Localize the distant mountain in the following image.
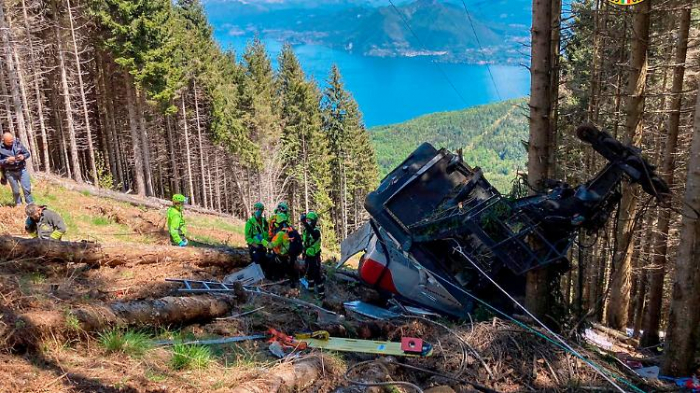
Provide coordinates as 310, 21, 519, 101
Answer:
204, 0, 530, 64
370, 98, 529, 192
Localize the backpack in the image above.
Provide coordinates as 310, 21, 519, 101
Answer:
287, 227, 303, 257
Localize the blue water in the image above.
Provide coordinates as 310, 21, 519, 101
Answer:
213, 34, 530, 127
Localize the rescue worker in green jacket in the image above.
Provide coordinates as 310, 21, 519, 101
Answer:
263, 212, 302, 284
25, 203, 66, 240
245, 202, 269, 267
301, 211, 324, 298
167, 194, 188, 246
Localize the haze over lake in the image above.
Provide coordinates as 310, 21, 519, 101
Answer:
210, 33, 530, 127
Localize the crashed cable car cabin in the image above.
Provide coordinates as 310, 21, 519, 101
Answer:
341, 124, 669, 319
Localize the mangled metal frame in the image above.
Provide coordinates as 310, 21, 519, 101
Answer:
340, 124, 669, 318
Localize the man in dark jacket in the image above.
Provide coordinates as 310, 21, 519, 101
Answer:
0, 132, 33, 206
25, 204, 66, 240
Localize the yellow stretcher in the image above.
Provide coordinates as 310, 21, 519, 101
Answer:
294, 331, 433, 357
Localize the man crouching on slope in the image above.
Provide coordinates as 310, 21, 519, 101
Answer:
168, 194, 189, 247
25, 203, 66, 240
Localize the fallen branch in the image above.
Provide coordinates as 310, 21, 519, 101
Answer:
0, 236, 249, 269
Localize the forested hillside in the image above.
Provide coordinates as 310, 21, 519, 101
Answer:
205, 0, 530, 64
371, 99, 528, 192
0, 0, 377, 246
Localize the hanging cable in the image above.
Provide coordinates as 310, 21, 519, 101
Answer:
459, 0, 503, 100
387, 0, 470, 107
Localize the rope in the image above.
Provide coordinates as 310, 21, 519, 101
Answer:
446, 240, 644, 393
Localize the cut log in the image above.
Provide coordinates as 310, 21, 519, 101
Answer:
0, 236, 249, 268
12, 294, 240, 348
231, 355, 335, 393
73, 294, 240, 331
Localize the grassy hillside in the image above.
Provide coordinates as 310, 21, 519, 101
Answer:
370, 98, 528, 193
0, 175, 245, 247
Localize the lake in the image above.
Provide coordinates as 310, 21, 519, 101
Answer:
213, 34, 530, 127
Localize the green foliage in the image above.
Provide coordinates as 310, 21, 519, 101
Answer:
89, 0, 378, 240
370, 99, 528, 193
322, 65, 379, 242
99, 328, 152, 357
64, 314, 81, 332
95, 152, 115, 190
170, 344, 212, 370
91, 216, 113, 226
278, 45, 337, 245
28, 272, 46, 284
91, 0, 182, 106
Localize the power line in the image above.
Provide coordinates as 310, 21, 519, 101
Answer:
459, 0, 503, 100
387, 0, 470, 107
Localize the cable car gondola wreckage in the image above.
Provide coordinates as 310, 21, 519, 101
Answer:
339, 124, 669, 319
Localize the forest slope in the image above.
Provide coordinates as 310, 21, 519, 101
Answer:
370, 98, 528, 192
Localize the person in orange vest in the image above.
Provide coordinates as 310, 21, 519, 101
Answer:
263, 212, 303, 285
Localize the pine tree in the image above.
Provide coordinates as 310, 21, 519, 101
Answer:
240, 38, 280, 209
278, 45, 336, 246
322, 64, 377, 242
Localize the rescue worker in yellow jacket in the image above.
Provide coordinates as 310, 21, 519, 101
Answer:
25, 204, 66, 240
245, 202, 269, 266
167, 194, 188, 246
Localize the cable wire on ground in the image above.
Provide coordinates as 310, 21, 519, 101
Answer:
389, 360, 500, 393
445, 240, 644, 393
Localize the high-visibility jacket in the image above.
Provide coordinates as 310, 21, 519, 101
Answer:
270, 227, 293, 256
245, 216, 269, 246
302, 227, 321, 257
25, 208, 66, 240
167, 206, 187, 244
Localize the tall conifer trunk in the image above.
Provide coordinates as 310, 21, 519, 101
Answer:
524, 0, 558, 318
662, 74, 700, 377
193, 80, 208, 208
640, 7, 690, 346
181, 93, 195, 205
21, 0, 50, 172
0, 1, 32, 167
52, 0, 82, 182
136, 90, 153, 196
125, 78, 145, 196
606, 0, 651, 330
65, 0, 96, 181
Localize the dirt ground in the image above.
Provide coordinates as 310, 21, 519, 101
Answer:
0, 178, 666, 392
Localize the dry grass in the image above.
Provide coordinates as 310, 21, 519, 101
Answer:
0, 176, 663, 392
0, 175, 245, 247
